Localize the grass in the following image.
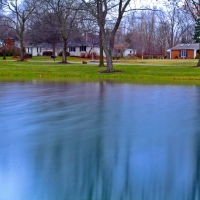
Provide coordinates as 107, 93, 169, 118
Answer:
1, 56, 200, 84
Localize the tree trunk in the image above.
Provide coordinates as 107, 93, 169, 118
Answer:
19, 35, 25, 61
197, 59, 200, 66
103, 43, 114, 71
3, 50, 6, 60
105, 52, 114, 71
98, 29, 105, 67
62, 39, 67, 63
52, 43, 56, 56
19, 24, 25, 61
2, 45, 6, 60
101, 30, 114, 71
197, 43, 200, 67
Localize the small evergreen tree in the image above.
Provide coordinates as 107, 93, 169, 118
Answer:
193, 18, 200, 66
193, 18, 200, 43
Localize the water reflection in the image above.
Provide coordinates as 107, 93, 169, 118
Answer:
0, 81, 199, 199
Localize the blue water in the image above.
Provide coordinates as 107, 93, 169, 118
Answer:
0, 81, 199, 200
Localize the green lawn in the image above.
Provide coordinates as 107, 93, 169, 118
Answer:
1, 56, 200, 84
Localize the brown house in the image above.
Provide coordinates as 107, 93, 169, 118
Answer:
168, 44, 199, 59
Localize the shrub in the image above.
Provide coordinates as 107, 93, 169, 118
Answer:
113, 57, 120, 60
43, 51, 53, 56
143, 56, 149, 59
58, 51, 70, 56
86, 53, 91, 58
80, 52, 86, 58
13, 55, 19, 58
92, 52, 98, 59
86, 52, 98, 59
24, 53, 32, 59
195, 53, 199, 59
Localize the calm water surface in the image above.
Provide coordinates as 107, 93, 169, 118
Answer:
0, 81, 200, 200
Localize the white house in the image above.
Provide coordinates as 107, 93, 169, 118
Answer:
67, 42, 105, 57
123, 49, 137, 57
25, 42, 131, 58
25, 42, 103, 57
25, 43, 62, 56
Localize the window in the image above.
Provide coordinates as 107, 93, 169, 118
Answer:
69, 47, 75, 52
80, 46, 86, 51
27, 47, 32, 53
37, 47, 42, 53
180, 50, 187, 58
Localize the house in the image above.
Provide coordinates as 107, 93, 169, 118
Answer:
168, 43, 199, 59
123, 49, 137, 57
25, 42, 103, 57
25, 41, 132, 58
25, 43, 62, 56
67, 42, 104, 57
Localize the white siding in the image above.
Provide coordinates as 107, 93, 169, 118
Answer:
25, 46, 62, 56
123, 49, 136, 57
68, 46, 105, 57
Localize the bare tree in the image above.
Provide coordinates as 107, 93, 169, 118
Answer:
82, 0, 132, 72
0, 16, 13, 60
44, 0, 80, 63
172, 0, 200, 65
122, 2, 194, 59
0, 0, 42, 61
28, 11, 61, 56
78, 12, 100, 61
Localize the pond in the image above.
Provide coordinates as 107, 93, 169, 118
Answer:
0, 80, 200, 200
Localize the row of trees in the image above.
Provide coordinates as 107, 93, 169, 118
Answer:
0, 0, 199, 70
0, 0, 134, 71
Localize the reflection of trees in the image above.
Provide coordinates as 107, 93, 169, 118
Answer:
191, 87, 200, 200
79, 81, 112, 200
29, 81, 136, 199
3, 82, 200, 199
26, 81, 153, 199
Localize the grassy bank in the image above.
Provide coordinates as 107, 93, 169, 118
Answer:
0, 57, 200, 83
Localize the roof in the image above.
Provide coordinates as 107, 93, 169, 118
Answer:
67, 42, 100, 47
170, 43, 200, 50
25, 43, 53, 48
25, 42, 102, 48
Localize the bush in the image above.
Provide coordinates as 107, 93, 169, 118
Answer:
43, 51, 53, 56
24, 53, 32, 59
80, 52, 86, 58
113, 57, 120, 60
86, 52, 98, 59
25, 53, 32, 57
195, 53, 199, 59
143, 56, 149, 59
58, 51, 70, 56
86, 53, 91, 58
